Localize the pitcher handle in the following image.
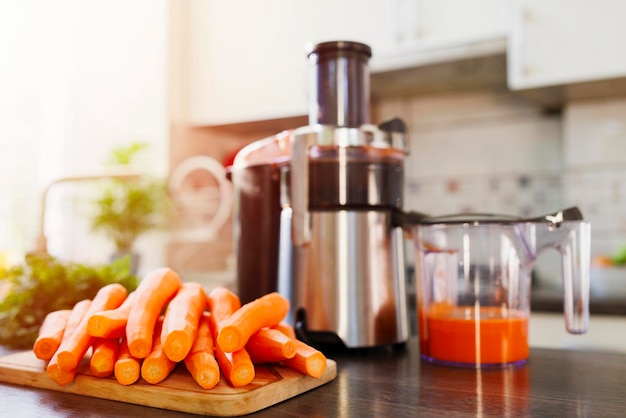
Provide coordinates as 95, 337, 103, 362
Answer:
525, 206, 583, 225
561, 221, 591, 334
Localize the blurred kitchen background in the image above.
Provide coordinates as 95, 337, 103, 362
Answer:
2, 1, 626, 351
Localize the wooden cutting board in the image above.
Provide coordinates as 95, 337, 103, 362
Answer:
0, 350, 336, 416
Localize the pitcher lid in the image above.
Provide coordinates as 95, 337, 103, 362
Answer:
397, 207, 584, 226
420, 213, 521, 225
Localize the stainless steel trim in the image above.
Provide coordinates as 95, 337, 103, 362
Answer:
293, 124, 408, 150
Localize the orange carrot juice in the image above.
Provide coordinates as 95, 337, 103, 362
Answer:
419, 304, 529, 366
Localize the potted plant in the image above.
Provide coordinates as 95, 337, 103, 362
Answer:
89, 142, 172, 272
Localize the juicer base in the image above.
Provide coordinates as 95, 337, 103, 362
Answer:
294, 311, 408, 353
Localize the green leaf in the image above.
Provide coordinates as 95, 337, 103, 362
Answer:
90, 142, 174, 252
0, 254, 138, 349
612, 245, 626, 265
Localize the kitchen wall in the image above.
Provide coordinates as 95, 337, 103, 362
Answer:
170, 86, 626, 290
563, 98, 626, 256
373, 90, 563, 218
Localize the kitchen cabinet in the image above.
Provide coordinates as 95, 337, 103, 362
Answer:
309, 0, 510, 72
508, 0, 626, 90
180, 0, 511, 126
368, 0, 510, 72
183, 0, 314, 126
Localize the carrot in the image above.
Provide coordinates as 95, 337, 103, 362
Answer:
141, 319, 177, 384
161, 282, 207, 362
56, 284, 128, 371
246, 328, 296, 364
206, 286, 241, 331
33, 309, 71, 360
46, 356, 77, 386
45, 299, 92, 386
214, 344, 255, 387
272, 323, 327, 378
272, 321, 297, 340
216, 292, 289, 353
187, 312, 215, 355
282, 339, 328, 378
88, 291, 136, 339
206, 287, 254, 387
183, 312, 220, 389
185, 351, 220, 390
114, 339, 142, 386
65, 299, 93, 333
89, 338, 120, 378
126, 267, 182, 358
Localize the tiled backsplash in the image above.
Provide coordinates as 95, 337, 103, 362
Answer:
404, 173, 562, 218
563, 99, 626, 256
373, 91, 564, 218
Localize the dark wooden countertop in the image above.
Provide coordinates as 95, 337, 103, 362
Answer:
1, 338, 626, 417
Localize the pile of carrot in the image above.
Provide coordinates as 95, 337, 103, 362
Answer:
33, 267, 328, 389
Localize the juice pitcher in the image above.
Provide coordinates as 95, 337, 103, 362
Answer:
398, 207, 590, 367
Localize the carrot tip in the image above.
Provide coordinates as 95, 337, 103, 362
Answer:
196, 370, 220, 390
129, 341, 151, 359
163, 335, 192, 362
57, 352, 78, 371
217, 328, 242, 353
47, 364, 76, 386
283, 346, 297, 359
34, 342, 55, 360
114, 361, 141, 386
231, 364, 255, 387
308, 356, 327, 378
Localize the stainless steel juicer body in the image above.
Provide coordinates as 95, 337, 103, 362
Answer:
278, 41, 410, 348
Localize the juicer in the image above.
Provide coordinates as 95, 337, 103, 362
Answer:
230, 41, 410, 349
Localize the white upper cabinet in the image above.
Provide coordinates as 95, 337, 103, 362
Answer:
184, 0, 314, 126
508, 0, 626, 90
181, 0, 511, 126
368, 0, 511, 72
309, 0, 510, 71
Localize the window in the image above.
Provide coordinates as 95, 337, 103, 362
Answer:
0, 0, 168, 268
